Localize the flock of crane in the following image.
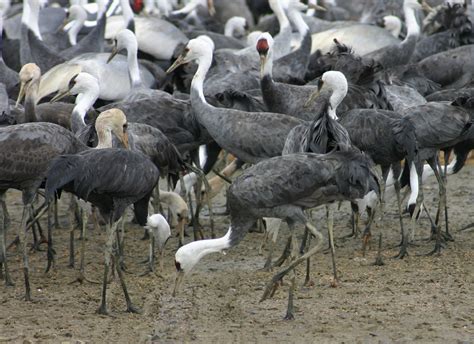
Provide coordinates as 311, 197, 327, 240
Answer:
0, 0, 473, 320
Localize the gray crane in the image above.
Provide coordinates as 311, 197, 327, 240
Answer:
173, 150, 379, 320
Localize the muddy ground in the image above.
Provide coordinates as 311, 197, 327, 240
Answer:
0, 165, 473, 343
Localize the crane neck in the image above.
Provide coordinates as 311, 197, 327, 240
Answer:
67, 11, 87, 46
120, 0, 134, 30
288, 7, 309, 38
24, 79, 39, 123
176, 228, 232, 272
96, 0, 107, 19
191, 51, 213, 105
224, 19, 243, 38
270, 0, 290, 32
126, 42, 142, 89
404, 6, 420, 38
72, 89, 99, 133
22, 0, 42, 40
261, 51, 274, 80
96, 127, 113, 149
328, 84, 348, 120
306, 0, 316, 17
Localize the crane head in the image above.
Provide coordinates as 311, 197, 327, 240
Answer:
166, 36, 215, 74
95, 108, 129, 149
16, 63, 41, 108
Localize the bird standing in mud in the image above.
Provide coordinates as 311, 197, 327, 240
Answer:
172, 150, 379, 319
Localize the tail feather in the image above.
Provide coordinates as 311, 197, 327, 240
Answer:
45, 155, 80, 201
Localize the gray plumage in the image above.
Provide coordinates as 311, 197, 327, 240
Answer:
0, 123, 87, 197
364, 34, 417, 69
283, 98, 352, 154
339, 109, 418, 167
99, 94, 212, 155
416, 45, 474, 88
45, 148, 159, 225
190, 89, 304, 164
21, 26, 66, 73
400, 101, 472, 151
227, 151, 380, 246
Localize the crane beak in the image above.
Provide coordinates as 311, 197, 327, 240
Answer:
16, 82, 27, 108
308, 3, 326, 11
172, 270, 185, 297
304, 89, 320, 108
166, 54, 186, 74
56, 17, 70, 33
420, 0, 432, 12
50, 89, 71, 103
107, 47, 118, 64
207, 0, 216, 16
120, 130, 129, 149
259, 54, 267, 79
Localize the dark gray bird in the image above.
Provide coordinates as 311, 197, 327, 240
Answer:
172, 150, 379, 320
0, 18, 19, 95
416, 45, 474, 89
0, 122, 87, 299
306, 39, 393, 113
45, 148, 159, 315
15, 64, 96, 129
257, 32, 322, 121
45, 109, 160, 315
411, 3, 474, 63
167, 36, 304, 164
400, 99, 473, 254
364, 0, 422, 69
339, 108, 420, 258
20, 0, 66, 74
282, 72, 354, 284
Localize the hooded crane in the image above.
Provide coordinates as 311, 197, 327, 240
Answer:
0, 123, 87, 299
281, 70, 355, 284
15, 63, 96, 129
400, 99, 473, 255
337, 105, 421, 259
45, 108, 160, 315
167, 36, 304, 164
173, 150, 379, 320
364, 0, 422, 69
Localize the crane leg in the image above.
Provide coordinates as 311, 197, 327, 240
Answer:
67, 197, 77, 268
299, 226, 309, 254
140, 232, 156, 277
426, 160, 446, 256
362, 207, 376, 257
261, 222, 323, 304
284, 229, 298, 320
0, 193, 13, 286
19, 205, 32, 301
97, 221, 115, 315
271, 235, 292, 268
70, 208, 99, 284
374, 233, 384, 266
326, 204, 338, 287
45, 204, 55, 273
394, 179, 405, 242
112, 223, 141, 313
396, 161, 423, 258
303, 231, 312, 287
442, 151, 453, 241
152, 186, 164, 215
116, 218, 127, 272
54, 198, 60, 229
346, 202, 360, 238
